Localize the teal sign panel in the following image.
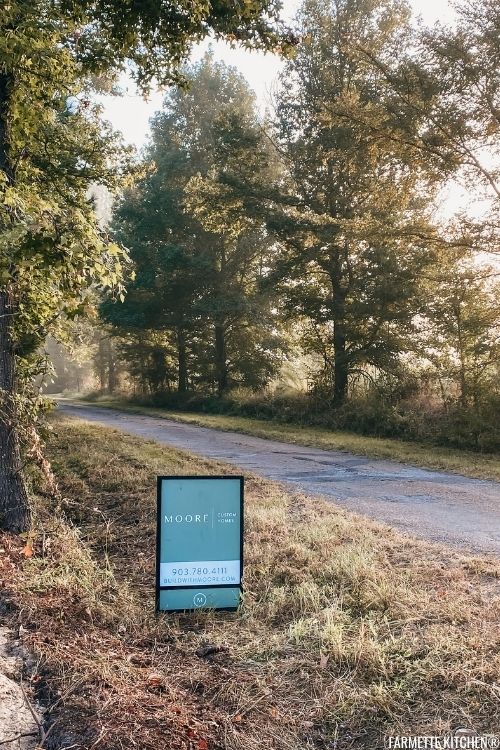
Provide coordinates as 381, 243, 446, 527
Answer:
156, 476, 243, 612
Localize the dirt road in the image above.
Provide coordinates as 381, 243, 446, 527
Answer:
58, 402, 500, 555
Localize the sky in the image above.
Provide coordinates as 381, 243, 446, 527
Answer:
99, 0, 457, 152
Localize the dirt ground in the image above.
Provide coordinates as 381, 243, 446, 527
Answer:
0, 623, 40, 749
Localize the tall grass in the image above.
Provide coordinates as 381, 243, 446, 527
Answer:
2, 416, 498, 750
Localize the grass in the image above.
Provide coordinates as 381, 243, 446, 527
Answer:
1, 413, 499, 750
68, 395, 500, 481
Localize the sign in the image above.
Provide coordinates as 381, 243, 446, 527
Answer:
156, 475, 243, 612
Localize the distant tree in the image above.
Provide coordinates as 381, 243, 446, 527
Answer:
44, 319, 98, 394
106, 55, 284, 396
112, 330, 179, 395
105, 149, 206, 392
421, 261, 500, 408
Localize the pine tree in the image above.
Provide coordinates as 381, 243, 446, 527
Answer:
105, 56, 284, 396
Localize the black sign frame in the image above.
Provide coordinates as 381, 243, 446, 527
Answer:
156, 475, 244, 613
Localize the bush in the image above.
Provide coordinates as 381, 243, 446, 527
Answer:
91, 387, 500, 453
435, 400, 500, 453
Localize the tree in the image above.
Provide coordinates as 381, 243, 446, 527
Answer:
398, 0, 498, 200
350, 0, 500, 247
421, 261, 500, 409
263, 0, 438, 405
0, 5, 129, 530
0, 1, 292, 531
182, 64, 286, 394
103, 78, 213, 394
106, 55, 284, 397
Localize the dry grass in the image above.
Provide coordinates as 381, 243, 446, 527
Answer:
1, 414, 499, 750
70, 397, 500, 481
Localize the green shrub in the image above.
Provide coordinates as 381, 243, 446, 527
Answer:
102, 388, 500, 453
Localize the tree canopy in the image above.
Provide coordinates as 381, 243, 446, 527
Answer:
105, 55, 284, 395
0, 0, 292, 530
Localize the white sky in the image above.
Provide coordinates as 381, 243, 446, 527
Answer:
99, 0, 457, 151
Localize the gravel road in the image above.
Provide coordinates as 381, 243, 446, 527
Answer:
58, 402, 500, 555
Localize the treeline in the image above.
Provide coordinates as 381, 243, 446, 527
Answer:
96, 0, 500, 451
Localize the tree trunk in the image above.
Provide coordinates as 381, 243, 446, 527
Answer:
455, 307, 468, 408
0, 73, 12, 179
177, 327, 188, 393
0, 70, 31, 532
333, 319, 348, 406
214, 324, 228, 396
97, 337, 106, 391
106, 337, 117, 394
0, 289, 31, 532
330, 253, 348, 407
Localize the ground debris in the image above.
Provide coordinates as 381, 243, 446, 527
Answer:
0, 626, 41, 750
146, 671, 167, 692
1, 417, 499, 750
195, 644, 228, 659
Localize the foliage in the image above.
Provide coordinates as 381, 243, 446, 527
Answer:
367, 0, 500, 202
165, 0, 499, 423
418, 259, 500, 408
0, 4, 130, 350
352, 0, 500, 257
60, 0, 294, 89
251, 0, 440, 404
104, 54, 285, 395
0, 0, 293, 528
